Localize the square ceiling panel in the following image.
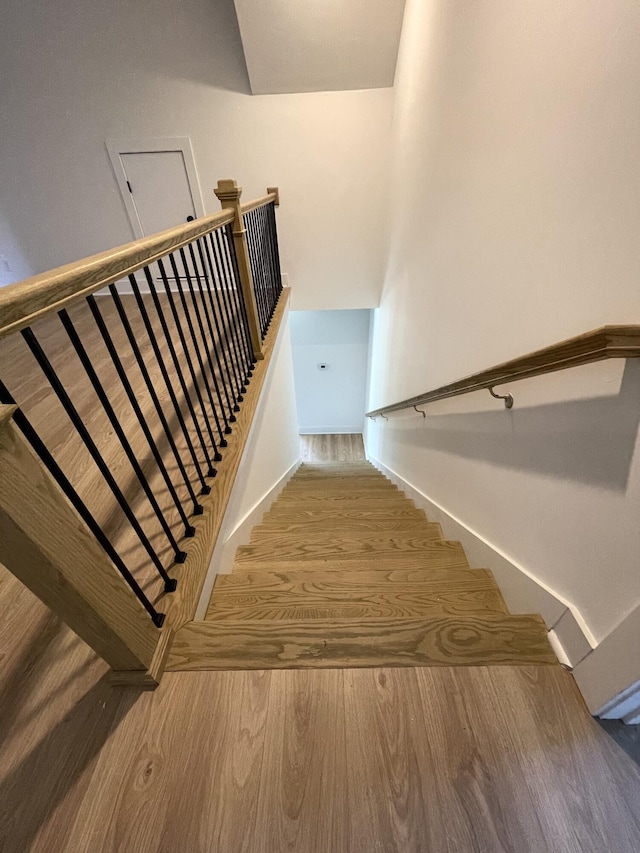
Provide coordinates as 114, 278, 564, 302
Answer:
233, 0, 406, 94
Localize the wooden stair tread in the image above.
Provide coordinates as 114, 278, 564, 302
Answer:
190, 463, 557, 673
282, 481, 397, 491
252, 518, 434, 535
263, 507, 426, 521
238, 529, 446, 561
250, 524, 441, 543
205, 599, 508, 621
214, 566, 498, 591
273, 493, 414, 505
296, 467, 378, 472
233, 540, 469, 572
167, 614, 557, 671
206, 587, 509, 621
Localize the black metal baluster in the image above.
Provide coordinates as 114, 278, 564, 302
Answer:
214, 227, 251, 389
269, 203, 284, 300
269, 204, 283, 305
255, 208, 270, 333
183, 241, 233, 434
87, 295, 197, 533
0, 381, 166, 626
59, 307, 189, 566
20, 326, 178, 593
212, 227, 248, 396
221, 224, 255, 374
265, 205, 279, 322
156, 258, 221, 465
257, 206, 273, 328
137, 267, 216, 480
193, 236, 238, 425
205, 231, 244, 408
246, 210, 267, 335
170, 249, 227, 447
222, 224, 257, 374
107, 287, 205, 511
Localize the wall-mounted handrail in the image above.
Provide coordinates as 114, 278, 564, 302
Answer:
0, 209, 235, 340
367, 325, 640, 418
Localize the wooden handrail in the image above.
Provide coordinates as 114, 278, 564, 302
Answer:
0, 208, 235, 341
366, 325, 640, 417
240, 190, 279, 215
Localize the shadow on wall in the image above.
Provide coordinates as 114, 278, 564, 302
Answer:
392, 360, 640, 493
150, 0, 252, 94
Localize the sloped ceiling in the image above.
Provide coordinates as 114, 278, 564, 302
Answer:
233, 0, 406, 94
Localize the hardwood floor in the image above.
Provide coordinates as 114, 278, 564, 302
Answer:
1, 643, 640, 852
300, 433, 365, 463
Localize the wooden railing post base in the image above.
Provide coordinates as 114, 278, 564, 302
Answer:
0, 405, 160, 674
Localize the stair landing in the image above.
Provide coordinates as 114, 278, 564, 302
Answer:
168, 462, 557, 671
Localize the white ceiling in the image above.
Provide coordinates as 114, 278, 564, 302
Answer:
233, 0, 406, 95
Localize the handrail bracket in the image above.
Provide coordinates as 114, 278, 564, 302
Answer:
489, 387, 514, 409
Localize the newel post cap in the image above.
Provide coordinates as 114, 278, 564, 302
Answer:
214, 179, 243, 204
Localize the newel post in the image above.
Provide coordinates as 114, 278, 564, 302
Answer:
214, 179, 264, 360
0, 404, 159, 674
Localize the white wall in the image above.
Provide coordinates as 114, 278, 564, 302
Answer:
290, 309, 370, 434
368, 0, 640, 667
0, 0, 392, 309
196, 300, 300, 615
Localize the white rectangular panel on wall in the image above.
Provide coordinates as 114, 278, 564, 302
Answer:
290, 309, 371, 434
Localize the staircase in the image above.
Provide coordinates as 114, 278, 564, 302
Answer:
167, 462, 557, 670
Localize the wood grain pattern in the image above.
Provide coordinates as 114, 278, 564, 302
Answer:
213, 566, 501, 592
367, 324, 640, 417
0, 408, 158, 671
299, 434, 366, 463
2, 664, 639, 852
236, 529, 446, 563
186, 461, 555, 671
274, 490, 410, 504
167, 614, 557, 670
240, 190, 278, 214
205, 590, 508, 622
262, 507, 426, 522
252, 518, 434, 535
231, 540, 470, 573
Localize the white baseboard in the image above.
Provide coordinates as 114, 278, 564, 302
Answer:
194, 458, 300, 619
299, 427, 364, 435
367, 454, 594, 667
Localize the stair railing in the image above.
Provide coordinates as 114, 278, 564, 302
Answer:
367, 326, 640, 418
0, 179, 286, 684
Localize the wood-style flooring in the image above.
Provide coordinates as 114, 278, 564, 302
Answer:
300, 432, 365, 463
1, 618, 640, 853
